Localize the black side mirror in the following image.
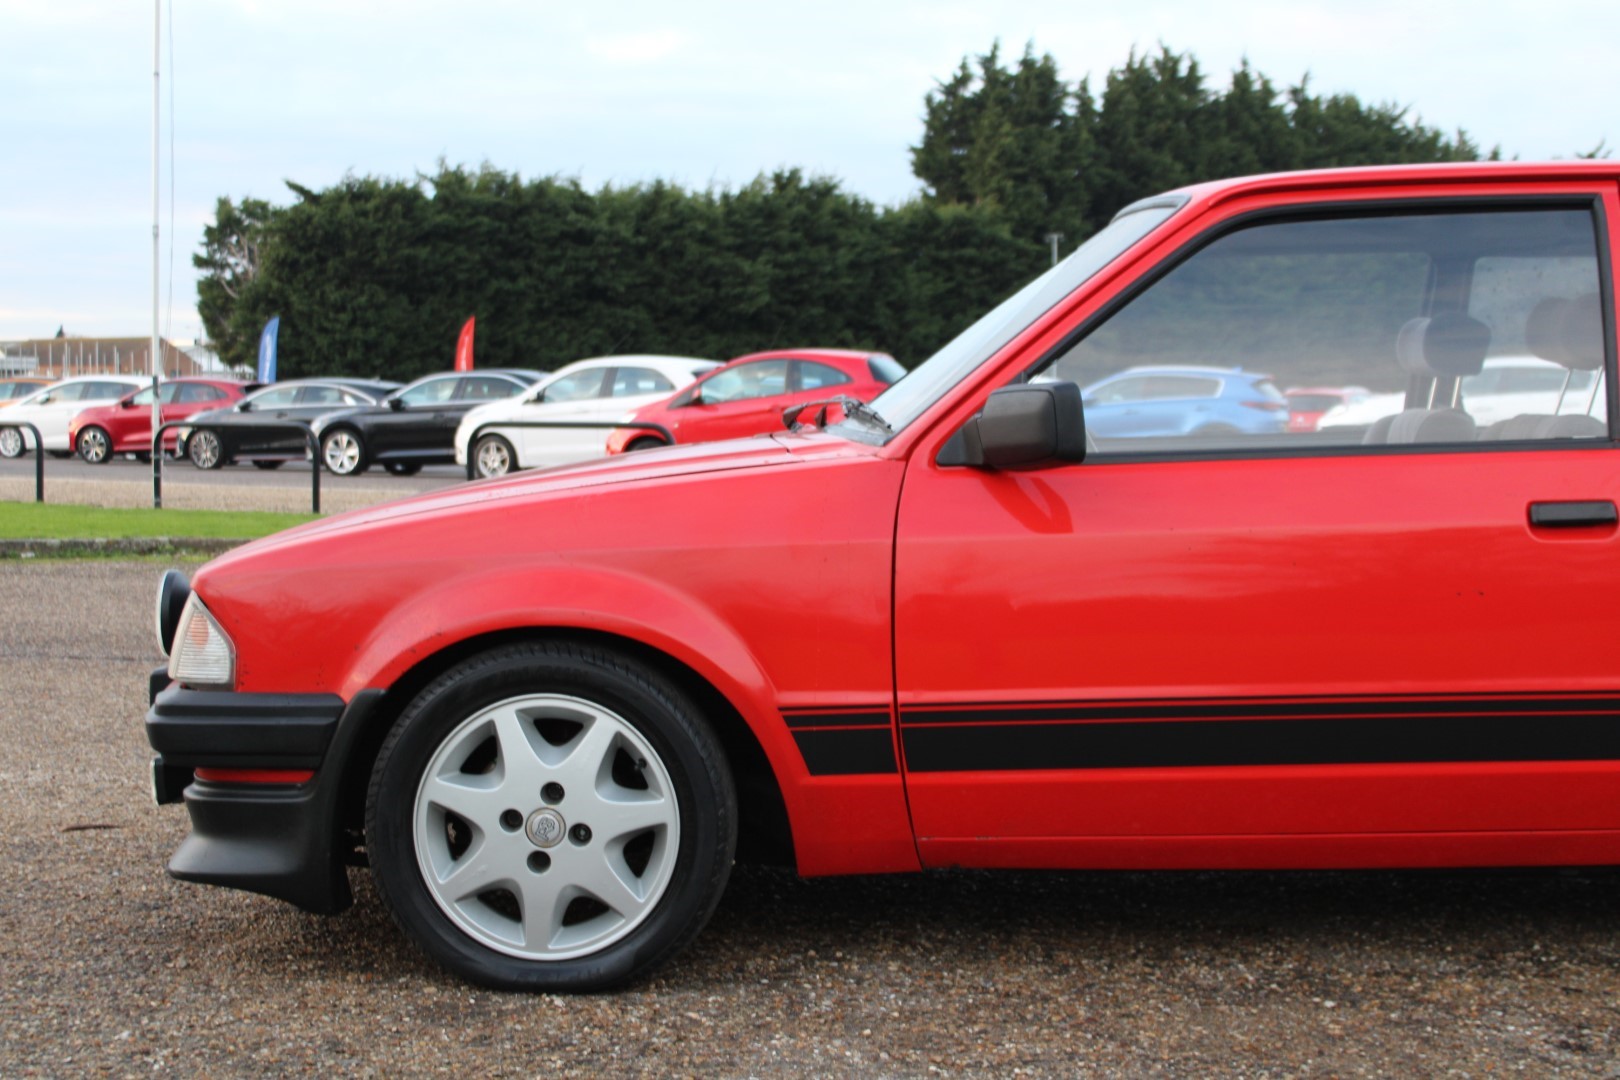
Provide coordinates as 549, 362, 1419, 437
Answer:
236, 400, 253, 412
944, 382, 1087, 469
388, 397, 407, 411
120, 397, 135, 409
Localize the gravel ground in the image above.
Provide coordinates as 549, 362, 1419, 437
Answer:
4, 560, 1620, 1076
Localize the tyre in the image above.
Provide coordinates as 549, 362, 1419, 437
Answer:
77, 426, 112, 464
188, 429, 226, 469
251, 460, 284, 470
321, 429, 369, 476
384, 461, 423, 476
366, 642, 736, 992
624, 437, 665, 453
473, 434, 516, 479
0, 427, 27, 458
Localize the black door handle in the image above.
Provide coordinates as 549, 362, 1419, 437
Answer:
1529, 500, 1618, 528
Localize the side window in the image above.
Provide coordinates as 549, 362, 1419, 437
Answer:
397, 378, 458, 406
298, 385, 349, 406
796, 361, 852, 392
700, 360, 790, 403
177, 383, 224, 403
49, 384, 88, 402
541, 369, 607, 403
1042, 206, 1608, 452
250, 386, 301, 408
158, 383, 184, 404
610, 368, 675, 396
458, 376, 522, 401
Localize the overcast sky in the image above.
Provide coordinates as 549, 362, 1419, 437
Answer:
2, 0, 1613, 343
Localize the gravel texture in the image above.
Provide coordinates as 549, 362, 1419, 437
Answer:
4, 560, 1620, 1076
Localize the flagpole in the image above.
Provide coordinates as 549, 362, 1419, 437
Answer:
151, 0, 163, 505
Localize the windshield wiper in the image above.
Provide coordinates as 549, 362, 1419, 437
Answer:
780, 396, 893, 435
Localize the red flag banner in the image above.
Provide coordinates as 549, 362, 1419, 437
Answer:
454, 316, 476, 372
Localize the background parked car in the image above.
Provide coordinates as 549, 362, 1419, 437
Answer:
69, 377, 257, 464
457, 355, 720, 478
0, 375, 145, 458
1460, 355, 1606, 426
176, 378, 400, 470
1285, 386, 1371, 432
0, 377, 51, 407
311, 369, 544, 476
604, 349, 903, 454
1079, 365, 1289, 439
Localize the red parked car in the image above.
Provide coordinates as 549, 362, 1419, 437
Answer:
1284, 385, 1372, 432
70, 377, 256, 463
146, 161, 1619, 993
603, 348, 904, 453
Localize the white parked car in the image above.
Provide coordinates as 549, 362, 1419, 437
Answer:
455, 355, 719, 478
0, 375, 146, 457
1460, 355, 1606, 426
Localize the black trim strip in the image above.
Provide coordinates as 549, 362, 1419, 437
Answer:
903, 694, 1620, 726
783, 709, 891, 730
901, 698, 1620, 774
792, 729, 898, 776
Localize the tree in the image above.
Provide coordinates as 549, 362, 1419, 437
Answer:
193, 195, 275, 369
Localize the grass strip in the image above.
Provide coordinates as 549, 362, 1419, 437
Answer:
0, 502, 317, 540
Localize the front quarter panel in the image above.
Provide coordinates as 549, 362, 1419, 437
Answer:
192, 445, 918, 875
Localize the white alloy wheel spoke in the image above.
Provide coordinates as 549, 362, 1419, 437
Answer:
434, 837, 511, 901
419, 772, 504, 829
591, 794, 670, 842
573, 849, 650, 916
518, 877, 572, 952
490, 706, 548, 788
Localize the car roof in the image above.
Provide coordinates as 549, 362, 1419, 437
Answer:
1152, 161, 1620, 222
724, 348, 876, 365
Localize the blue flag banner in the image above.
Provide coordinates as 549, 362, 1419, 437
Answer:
256, 316, 281, 383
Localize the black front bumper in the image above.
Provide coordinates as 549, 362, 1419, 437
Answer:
145, 669, 384, 914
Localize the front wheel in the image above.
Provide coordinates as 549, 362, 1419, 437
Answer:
0, 427, 23, 458
321, 429, 369, 475
473, 434, 516, 479
188, 429, 226, 469
77, 426, 112, 464
624, 437, 665, 453
365, 642, 736, 992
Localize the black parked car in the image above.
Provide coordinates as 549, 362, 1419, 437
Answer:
178, 378, 402, 470
309, 369, 545, 476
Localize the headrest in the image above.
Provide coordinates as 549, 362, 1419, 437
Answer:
1526, 293, 1605, 371
1396, 315, 1490, 378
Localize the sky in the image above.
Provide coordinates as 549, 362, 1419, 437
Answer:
2, 0, 1614, 343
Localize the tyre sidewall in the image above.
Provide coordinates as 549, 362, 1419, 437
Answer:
366, 643, 736, 992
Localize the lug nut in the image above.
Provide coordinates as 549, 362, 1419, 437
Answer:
570, 824, 592, 845
500, 809, 522, 831
542, 783, 565, 804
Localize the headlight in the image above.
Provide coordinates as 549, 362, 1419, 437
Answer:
167, 593, 236, 688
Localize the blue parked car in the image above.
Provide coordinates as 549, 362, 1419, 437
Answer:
1080, 365, 1290, 439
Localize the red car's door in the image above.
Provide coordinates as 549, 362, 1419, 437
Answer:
672, 359, 792, 443
894, 188, 1620, 870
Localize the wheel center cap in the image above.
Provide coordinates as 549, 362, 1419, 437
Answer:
525, 808, 566, 848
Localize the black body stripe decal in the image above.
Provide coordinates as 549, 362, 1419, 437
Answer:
899, 694, 1620, 773
783, 710, 891, 731
792, 729, 898, 776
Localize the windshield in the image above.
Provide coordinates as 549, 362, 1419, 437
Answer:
835, 199, 1182, 440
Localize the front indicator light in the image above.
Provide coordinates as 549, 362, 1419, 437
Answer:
167, 593, 236, 688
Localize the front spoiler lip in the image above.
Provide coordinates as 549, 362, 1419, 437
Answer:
145, 669, 385, 914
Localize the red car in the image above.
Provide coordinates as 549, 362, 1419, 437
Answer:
146, 161, 1619, 993
70, 377, 255, 463
1284, 385, 1371, 432
603, 348, 904, 453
